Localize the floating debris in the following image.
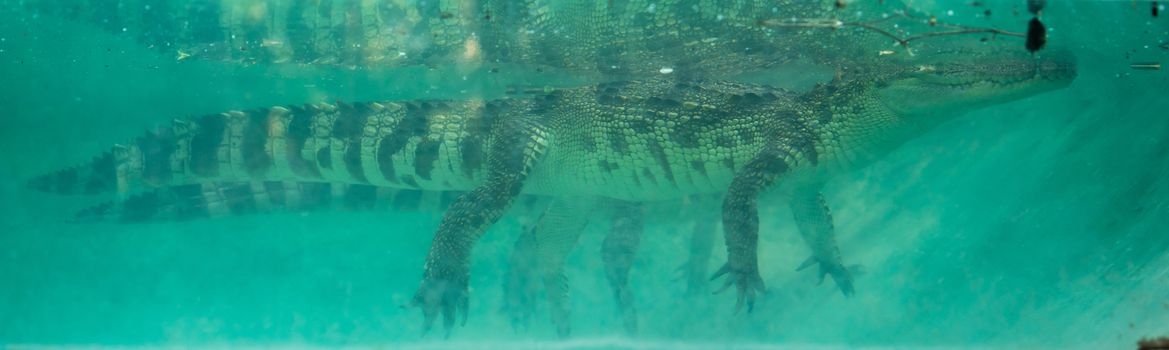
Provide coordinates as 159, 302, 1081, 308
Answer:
505, 85, 558, 96
929, 16, 938, 26
659, 67, 674, 74
1025, 18, 1047, 53
1160, 42, 1169, 51
176, 50, 191, 61
1027, 0, 1046, 15
1154, 1, 1160, 17
879, 50, 896, 56
1138, 336, 1169, 350
1130, 62, 1162, 70
835, 0, 847, 10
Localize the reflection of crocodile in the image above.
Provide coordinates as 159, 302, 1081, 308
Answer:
29, 42, 1076, 336
67, 176, 743, 334
68, 179, 729, 335
21, 0, 896, 76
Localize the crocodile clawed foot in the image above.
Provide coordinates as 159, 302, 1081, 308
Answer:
674, 261, 709, 295
549, 304, 572, 338
501, 261, 540, 333
410, 277, 468, 338
500, 294, 534, 333
610, 283, 638, 335
796, 255, 856, 297
711, 263, 766, 313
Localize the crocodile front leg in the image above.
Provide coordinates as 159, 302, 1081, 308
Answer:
713, 147, 796, 313
790, 184, 855, 297
602, 199, 644, 335
411, 118, 549, 337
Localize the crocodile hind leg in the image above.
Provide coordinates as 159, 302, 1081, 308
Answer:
410, 118, 549, 337
537, 197, 596, 338
501, 197, 596, 337
601, 199, 644, 335
501, 223, 541, 333
713, 147, 799, 313
677, 196, 719, 295
790, 184, 855, 297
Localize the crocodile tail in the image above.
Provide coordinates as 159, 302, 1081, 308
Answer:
27, 101, 420, 196
71, 182, 337, 223
70, 181, 474, 224
29, 96, 517, 197
27, 151, 118, 195
28, 115, 222, 195
70, 181, 552, 225
27, 109, 271, 196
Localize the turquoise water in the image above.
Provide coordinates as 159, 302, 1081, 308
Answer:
0, 1, 1167, 349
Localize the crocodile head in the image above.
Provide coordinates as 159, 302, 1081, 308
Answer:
871, 47, 1077, 118
808, 44, 1076, 167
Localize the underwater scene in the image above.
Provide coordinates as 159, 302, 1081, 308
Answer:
0, 0, 1167, 349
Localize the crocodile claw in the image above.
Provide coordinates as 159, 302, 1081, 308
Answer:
501, 295, 534, 333
796, 255, 855, 297
711, 263, 766, 313
410, 277, 468, 338
501, 267, 539, 333
675, 261, 710, 295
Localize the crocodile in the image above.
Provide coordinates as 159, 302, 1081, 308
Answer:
61, 180, 766, 336
27, 43, 1077, 336
19, 0, 1043, 337
401, 49, 1074, 337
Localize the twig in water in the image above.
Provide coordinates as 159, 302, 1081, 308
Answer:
758, 10, 1025, 55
